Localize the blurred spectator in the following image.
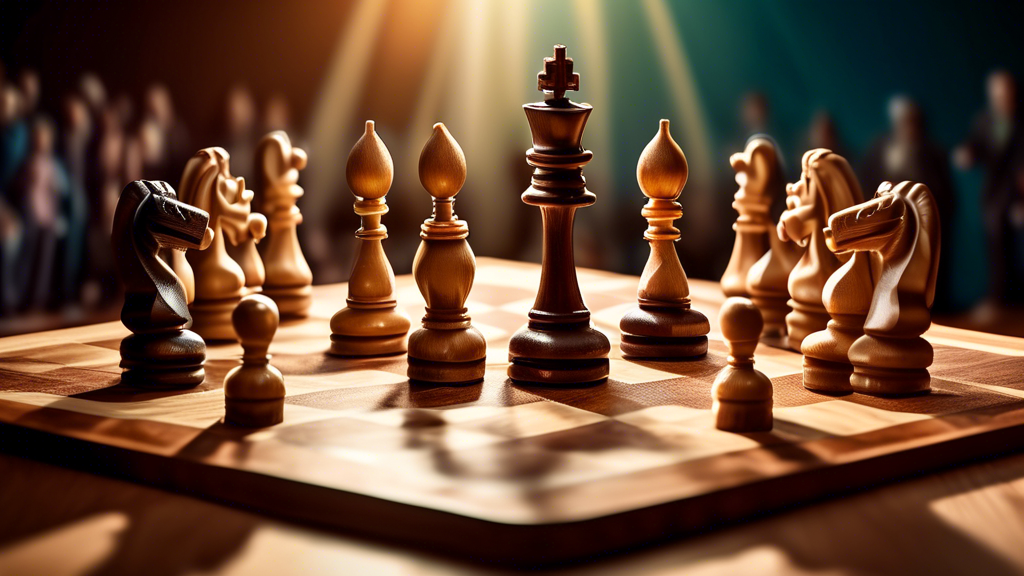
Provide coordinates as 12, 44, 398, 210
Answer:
954, 70, 1023, 307
79, 73, 107, 118
1, 86, 28, 313
263, 93, 290, 134
863, 95, 956, 311
17, 69, 40, 118
1, 86, 28, 187
11, 116, 67, 311
805, 110, 850, 163
222, 84, 257, 181
143, 84, 190, 183
82, 105, 127, 307
56, 95, 90, 305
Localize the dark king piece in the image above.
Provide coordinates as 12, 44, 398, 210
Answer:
507, 45, 611, 386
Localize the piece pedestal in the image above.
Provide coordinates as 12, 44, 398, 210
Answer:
189, 297, 240, 342
711, 367, 773, 432
226, 397, 284, 427
119, 330, 206, 388
749, 294, 789, 347
408, 326, 486, 385
785, 299, 830, 352
801, 357, 853, 394
849, 334, 933, 396
263, 284, 313, 318
619, 307, 708, 359
508, 323, 610, 386
329, 307, 410, 357
801, 319, 866, 394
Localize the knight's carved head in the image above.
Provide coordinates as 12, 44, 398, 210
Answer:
778, 149, 862, 246
178, 147, 262, 245
826, 181, 941, 308
730, 136, 780, 205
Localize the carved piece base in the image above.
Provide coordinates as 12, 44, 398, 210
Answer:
190, 297, 241, 342
851, 366, 931, 396
713, 399, 773, 432
785, 300, 830, 352
802, 357, 853, 394
618, 307, 710, 359
408, 357, 486, 385
619, 334, 708, 360
225, 397, 285, 427
329, 307, 410, 357
750, 294, 790, 347
263, 284, 313, 318
507, 323, 610, 386
119, 330, 206, 389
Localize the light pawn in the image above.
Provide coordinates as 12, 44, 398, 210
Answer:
407, 123, 486, 384
224, 294, 285, 427
712, 298, 773, 432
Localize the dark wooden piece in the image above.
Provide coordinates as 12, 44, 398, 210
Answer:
507, 45, 610, 385
112, 180, 213, 388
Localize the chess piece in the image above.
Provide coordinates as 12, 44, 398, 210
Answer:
712, 297, 773, 432
507, 45, 610, 385
224, 294, 285, 427
171, 148, 265, 341
226, 214, 268, 295
801, 247, 878, 394
720, 137, 777, 298
746, 229, 803, 347
329, 121, 411, 356
257, 131, 313, 317
407, 123, 486, 384
112, 180, 213, 388
826, 181, 941, 396
777, 149, 864, 351
619, 120, 709, 359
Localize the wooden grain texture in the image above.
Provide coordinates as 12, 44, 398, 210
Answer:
0, 258, 1023, 567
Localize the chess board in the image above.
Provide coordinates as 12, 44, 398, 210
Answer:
2, 257, 1024, 565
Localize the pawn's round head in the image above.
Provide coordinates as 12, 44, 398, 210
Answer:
719, 297, 763, 344
233, 294, 280, 349
418, 122, 466, 200
636, 119, 688, 201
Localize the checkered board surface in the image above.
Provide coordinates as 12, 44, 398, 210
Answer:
2, 257, 1024, 563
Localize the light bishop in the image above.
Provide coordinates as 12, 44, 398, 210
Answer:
407, 123, 486, 385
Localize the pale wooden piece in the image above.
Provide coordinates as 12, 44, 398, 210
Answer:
777, 149, 864, 351
224, 294, 285, 427
171, 148, 263, 342
740, 139, 804, 346
329, 121, 411, 357
407, 123, 486, 384
720, 138, 776, 298
619, 119, 709, 359
507, 45, 610, 385
826, 181, 941, 396
112, 180, 213, 388
712, 297, 773, 432
747, 227, 804, 346
257, 131, 314, 318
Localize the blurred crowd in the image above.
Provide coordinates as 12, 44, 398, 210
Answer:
0, 59, 1022, 333
709, 70, 1024, 317
0, 62, 292, 325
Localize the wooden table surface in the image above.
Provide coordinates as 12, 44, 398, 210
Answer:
2, 265, 1024, 575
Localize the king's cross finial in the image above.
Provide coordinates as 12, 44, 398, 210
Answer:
537, 44, 580, 101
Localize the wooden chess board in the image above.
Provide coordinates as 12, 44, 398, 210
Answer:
2, 257, 1024, 565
